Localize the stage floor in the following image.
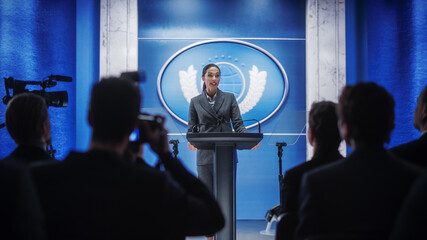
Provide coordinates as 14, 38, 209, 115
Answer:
187, 219, 277, 240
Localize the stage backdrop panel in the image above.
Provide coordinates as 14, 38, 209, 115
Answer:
138, 0, 306, 219
346, 0, 427, 148
0, 0, 76, 160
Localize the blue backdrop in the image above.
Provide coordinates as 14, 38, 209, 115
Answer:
138, 0, 306, 219
346, 0, 427, 148
0, 0, 99, 159
0, 0, 77, 160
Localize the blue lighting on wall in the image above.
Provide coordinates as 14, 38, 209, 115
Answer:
346, 0, 427, 148
0, 0, 77, 160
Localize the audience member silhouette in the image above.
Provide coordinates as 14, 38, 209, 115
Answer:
389, 85, 427, 239
1, 93, 56, 166
0, 161, 46, 240
31, 77, 224, 240
276, 101, 343, 240
390, 85, 427, 167
296, 83, 422, 240
0, 93, 52, 239
389, 168, 427, 240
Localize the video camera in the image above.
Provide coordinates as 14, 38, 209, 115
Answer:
2, 75, 72, 107
1, 74, 72, 157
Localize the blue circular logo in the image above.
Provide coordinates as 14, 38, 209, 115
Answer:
158, 39, 289, 129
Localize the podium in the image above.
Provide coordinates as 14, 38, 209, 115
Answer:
187, 132, 263, 240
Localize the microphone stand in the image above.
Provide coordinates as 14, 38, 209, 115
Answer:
155, 140, 179, 170
242, 119, 261, 133
168, 140, 179, 159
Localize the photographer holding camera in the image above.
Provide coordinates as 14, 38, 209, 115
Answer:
31, 77, 224, 240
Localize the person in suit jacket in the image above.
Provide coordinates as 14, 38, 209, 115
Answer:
390, 85, 427, 167
31, 77, 224, 240
390, 169, 427, 240
187, 64, 258, 240
0, 161, 46, 240
187, 63, 252, 193
296, 83, 422, 240
276, 101, 343, 240
0, 93, 60, 239
1, 93, 56, 167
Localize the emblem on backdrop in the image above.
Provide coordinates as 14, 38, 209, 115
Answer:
157, 39, 289, 128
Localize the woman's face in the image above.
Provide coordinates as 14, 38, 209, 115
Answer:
203, 66, 220, 92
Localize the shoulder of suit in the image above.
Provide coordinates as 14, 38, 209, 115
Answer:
285, 161, 311, 175
219, 90, 235, 98
191, 93, 205, 101
390, 138, 421, 153
303, 158, 347, 181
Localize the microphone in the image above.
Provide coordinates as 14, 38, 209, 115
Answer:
190, 123, 218, 133
242, 119, 261, 133
49, 75, 73, 82
42, 75, 73, 88
191, 123, 204, 133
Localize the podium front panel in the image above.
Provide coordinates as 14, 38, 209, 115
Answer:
186, 132, 263, 240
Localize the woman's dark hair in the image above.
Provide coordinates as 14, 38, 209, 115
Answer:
202, 64, 220, 91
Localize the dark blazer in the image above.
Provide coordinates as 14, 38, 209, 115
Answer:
390, 133, 427, 168
281, 149, 343, 213
31, 149, 224, 240
1, 145, 57, 167
390, 169, 427, 240
188, 89, 247, 165
0, 161, 46, 240
276, 149, 342, 240
296, 146, 422, 240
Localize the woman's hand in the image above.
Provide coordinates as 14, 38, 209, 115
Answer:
251, 143, 260, 150
188, 142, 197, 151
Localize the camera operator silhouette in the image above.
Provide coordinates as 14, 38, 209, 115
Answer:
1, 93, 56, 240
31, 76, 224, 240
2, 93, 57, 166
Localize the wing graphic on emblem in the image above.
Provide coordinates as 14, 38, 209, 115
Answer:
179, 65, 200, 103
238, 65, 267, 115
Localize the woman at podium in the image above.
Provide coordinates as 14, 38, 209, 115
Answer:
187, 63, 248, 194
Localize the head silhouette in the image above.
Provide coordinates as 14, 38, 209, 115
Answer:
88, 77, 141, 144
6, 93, 50, 146
337, 82, 395, 146
413, 85, 427, 131
308, 101, 341, 150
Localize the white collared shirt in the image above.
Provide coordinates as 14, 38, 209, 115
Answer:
206, 92, 217, 109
